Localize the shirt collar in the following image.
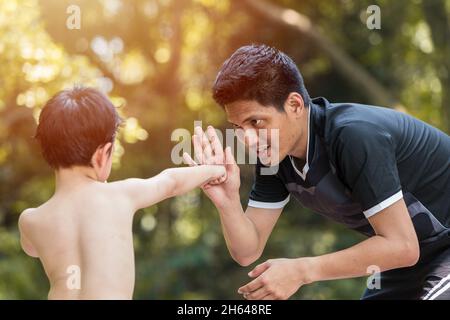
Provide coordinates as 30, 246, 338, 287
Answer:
289, 105, 312, 180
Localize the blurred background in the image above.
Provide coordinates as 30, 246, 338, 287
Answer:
0, 0, 448, 299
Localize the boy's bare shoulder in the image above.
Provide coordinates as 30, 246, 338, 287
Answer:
89, 181, 137, 215
19, 207, 38, 220
18, 208, 38, 231
21, 208, 37, 214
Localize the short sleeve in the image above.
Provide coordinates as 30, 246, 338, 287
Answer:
332, 123, 403, 218
248, 160, 290, 209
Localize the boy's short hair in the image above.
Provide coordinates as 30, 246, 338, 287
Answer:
212, 44, 310, 111
35, 86, 123, 169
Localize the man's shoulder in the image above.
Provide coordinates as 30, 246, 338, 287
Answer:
317, 103, 401, 164
326, 119, 388, 150
326, 101, 389, 126
317, 101, 401, 142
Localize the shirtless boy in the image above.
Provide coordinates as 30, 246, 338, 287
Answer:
18, 87, 226, 299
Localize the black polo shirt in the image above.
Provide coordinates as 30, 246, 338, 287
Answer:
249, 97, 450, 243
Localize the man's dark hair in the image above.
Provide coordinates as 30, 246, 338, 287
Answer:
212, 44, 310, 111
35, 86, 123, 169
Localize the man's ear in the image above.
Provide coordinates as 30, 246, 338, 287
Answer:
284, 92, 305, 117
92, 142, 112, 171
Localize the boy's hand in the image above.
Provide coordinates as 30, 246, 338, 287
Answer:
183, 126, 241, 209
206, 165, 227, 186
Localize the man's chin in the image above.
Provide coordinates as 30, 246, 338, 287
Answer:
258, 155, 281, 167
258, 148, 287, 167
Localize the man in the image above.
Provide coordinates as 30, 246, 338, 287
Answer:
184, 44, 450, 300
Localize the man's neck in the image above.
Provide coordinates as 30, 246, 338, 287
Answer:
288, 108, 310, 160
55, 166, 98, 193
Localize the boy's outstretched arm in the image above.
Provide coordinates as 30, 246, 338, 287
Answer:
118, 165, 226, 210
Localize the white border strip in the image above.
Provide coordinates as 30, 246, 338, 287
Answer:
248, 195, 290, 209
423, 274, 450, 300
428, 280, 450, 300
363, 190, 403, 218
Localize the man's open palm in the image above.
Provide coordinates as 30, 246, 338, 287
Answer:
183, 126, 241, 208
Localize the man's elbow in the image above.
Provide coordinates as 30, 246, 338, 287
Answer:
233, 252, 261, 267
399, 238, 420, 267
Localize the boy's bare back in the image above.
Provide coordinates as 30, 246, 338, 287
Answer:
19, 165, 226, 299
20, 181, 136, 299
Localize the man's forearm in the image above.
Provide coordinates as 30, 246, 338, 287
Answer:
217, 199, 261, 265
308, 235, 420, 283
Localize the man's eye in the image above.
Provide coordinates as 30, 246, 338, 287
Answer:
251, 119, 263, 127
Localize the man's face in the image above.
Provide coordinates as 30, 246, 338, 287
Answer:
225, 99, 303, 166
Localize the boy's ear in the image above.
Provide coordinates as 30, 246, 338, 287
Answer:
92, 142, 113, 169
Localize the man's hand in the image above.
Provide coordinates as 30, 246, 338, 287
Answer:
183, 126, 241, 209
183, 126, 281, 267
238, 258, 314, 300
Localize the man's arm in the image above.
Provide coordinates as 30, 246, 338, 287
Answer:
217, 200, 283, 266
117, 165, 226, 210
239, 198, 420, 300
308, 197, 419, 281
